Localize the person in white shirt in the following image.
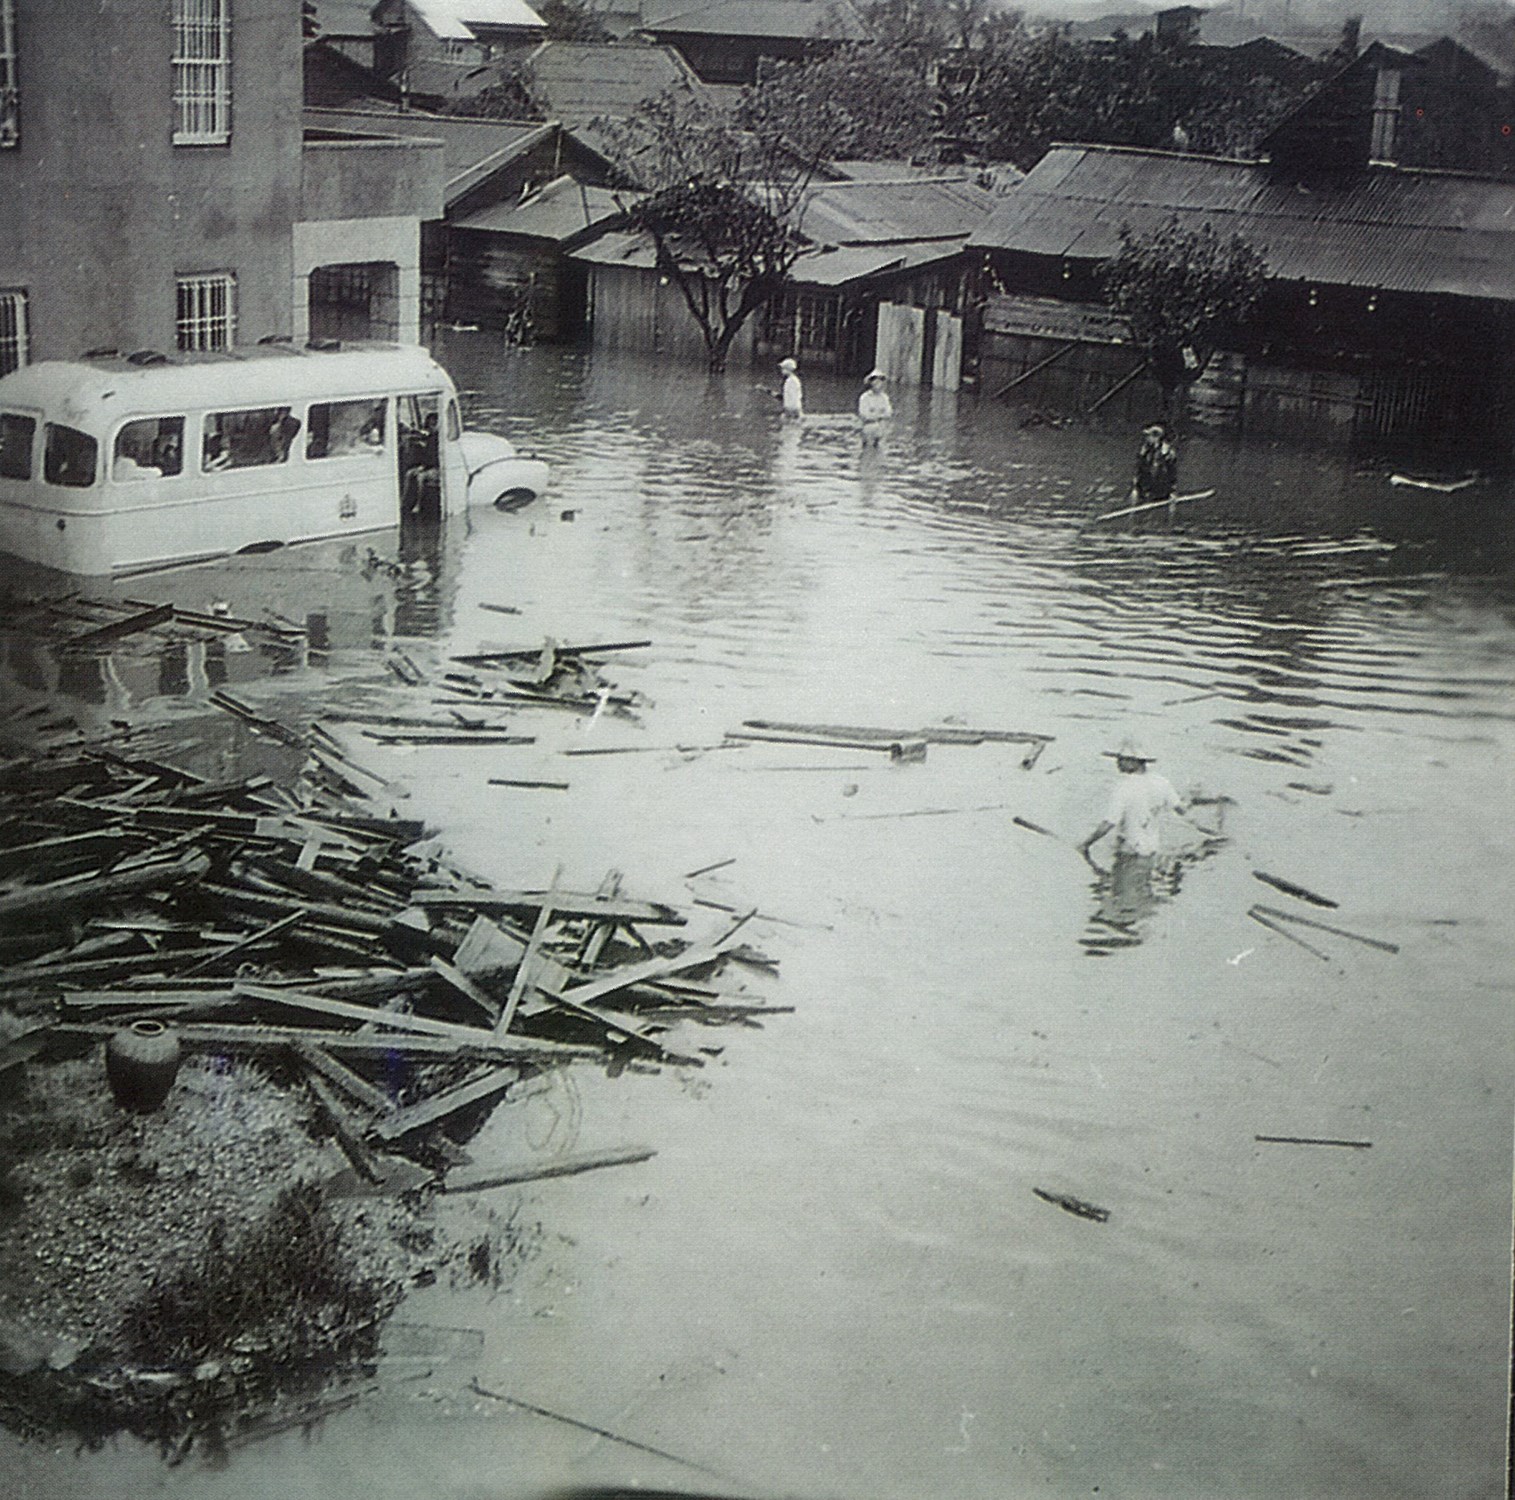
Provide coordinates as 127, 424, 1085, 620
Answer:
857, 368, 892, 445
778, 357, 804, 418
1079, 737, 1187, 865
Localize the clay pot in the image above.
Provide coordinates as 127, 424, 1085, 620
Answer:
105, 1021, 182, 1113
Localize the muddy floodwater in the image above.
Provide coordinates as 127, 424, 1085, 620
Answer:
4, 339, 1514, 1500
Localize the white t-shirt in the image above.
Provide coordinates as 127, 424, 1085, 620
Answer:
1104, 770, 1180, 856
858, 389, 892, 423
781, 373, 804, 417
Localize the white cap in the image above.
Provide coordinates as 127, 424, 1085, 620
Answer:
779, 358, 797, 372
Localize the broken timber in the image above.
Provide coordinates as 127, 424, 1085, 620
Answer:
444, 1144, 656, 1193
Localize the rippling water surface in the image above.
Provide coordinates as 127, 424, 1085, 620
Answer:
6, 340, 1514, 1500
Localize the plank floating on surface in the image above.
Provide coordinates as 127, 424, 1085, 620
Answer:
742, 719, 1051, 746
443, 1144, 656, 1193
51, 1020, 600, 1059
413, 889, 685, 925
1250, 903, 1398, 954
1252, 870, 1338, 909
1088, 488, 1216, 525
372, 1064, 519, 1141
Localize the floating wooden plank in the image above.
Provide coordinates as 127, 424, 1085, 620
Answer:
1250, 903, 1399, 954
365, 732, 537, 746
50, 1020, 601, 1060
372, 1064, 519, 1141
209, 691, 307, 748
63, 603, 174, 649
550, 939, 738, 1011
742, 719, 1051, 746
1088, 488, 1217, 525
454, 639, 652, 664
1251, 870, 1338, 909
726, 728, 910, 755
1032, 1187, 1110, 1223
444, 1144, 656, 1193
413, 889, 685, 926
1246, 907, 1332, 962
1255, 1135, 1372, 1148
683, 856, 736, 879
487, 778, 570, 790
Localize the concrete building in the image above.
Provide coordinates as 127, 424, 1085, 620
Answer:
0, 0, 443, 376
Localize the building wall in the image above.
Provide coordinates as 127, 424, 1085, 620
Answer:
0, 0, 303, 360
586, 262, 756, 365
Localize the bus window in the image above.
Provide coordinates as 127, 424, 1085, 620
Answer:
446, 399, 461, 442
114, 416, 184, 481
44, 424, 98, 488
204, 406, 302, 472
306, 399, 385, 460
0, 413, 35, 480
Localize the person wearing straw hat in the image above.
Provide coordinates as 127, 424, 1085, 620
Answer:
777, 357, 804, 418
857, 368, 893, 446
1132, 422, 1178, 504
1079, 736, 1187, 868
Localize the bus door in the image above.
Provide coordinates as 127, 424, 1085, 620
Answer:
396, 392, 443, 518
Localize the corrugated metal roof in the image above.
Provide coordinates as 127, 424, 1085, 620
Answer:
644, 0, 870, 43
406, 0, 544, 40
798, 176, 998, 246
569, 230, 659, 267
524, 40, 698, 126
304, 107, 551, 202
456, 175, 624, 240
310, 0, 378, 36
968, 144, 1515, 300
790, 240, 961, 284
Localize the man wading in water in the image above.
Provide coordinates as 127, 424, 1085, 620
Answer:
1078, 738, 1198, 954
1132, 422, 1178, 504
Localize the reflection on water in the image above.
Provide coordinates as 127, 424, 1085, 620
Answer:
3, 341, 1513, 1500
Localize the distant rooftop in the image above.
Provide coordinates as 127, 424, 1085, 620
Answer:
642, 0, 871, 43
524, 40, 703, 126
404, 0, 545, 41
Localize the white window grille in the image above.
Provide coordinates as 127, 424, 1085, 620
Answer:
0, 0, 18, 148
0, 288, 27, 375
176, 273, 236, 351
173, 0, 230, 145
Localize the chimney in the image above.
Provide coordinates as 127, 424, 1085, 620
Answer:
1155, 6, 1201, 49
1339, 16, 1362, 58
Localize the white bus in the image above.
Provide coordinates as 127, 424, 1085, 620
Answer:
0, 343, 548, 576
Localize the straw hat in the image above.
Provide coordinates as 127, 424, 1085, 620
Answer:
1142, 422, 1165, 438
779, 358, 798, 373
1104, 736, 1155, 763
865, 368, 887, 382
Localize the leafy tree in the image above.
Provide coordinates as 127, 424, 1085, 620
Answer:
594, 84, 835, 371
437, 63, 544, 120
1101, 217, 1268, 417
756, 45, 938, 162
538, 0, 612, 42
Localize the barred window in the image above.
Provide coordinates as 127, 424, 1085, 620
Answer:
173, 0, 230, 145
0, 0, 18, 148
0, 288, 27, 375
176, 273, 236, 352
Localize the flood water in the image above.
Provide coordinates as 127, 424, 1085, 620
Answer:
4, 339, 1514, 1500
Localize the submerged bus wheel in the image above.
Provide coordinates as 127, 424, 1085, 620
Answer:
493, 488, 536, 512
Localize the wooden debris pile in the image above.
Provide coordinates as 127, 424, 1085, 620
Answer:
0, 591, 306, 655
435, 636, 651, 720
0, 739, 787, 1194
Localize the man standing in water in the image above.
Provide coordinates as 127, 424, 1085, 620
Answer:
1132, 422, 1178, 503
857, 368, 892, 445
1079, 737, 1187, 868
778, 357, 804, 418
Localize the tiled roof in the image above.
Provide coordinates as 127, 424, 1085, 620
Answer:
642, 0, 870, 43
968, 143, 1515, 301
523, 40, 700, 125
456, 175, 625, 240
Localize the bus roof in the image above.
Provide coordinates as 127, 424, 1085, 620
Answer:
0, 343, 456, 425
